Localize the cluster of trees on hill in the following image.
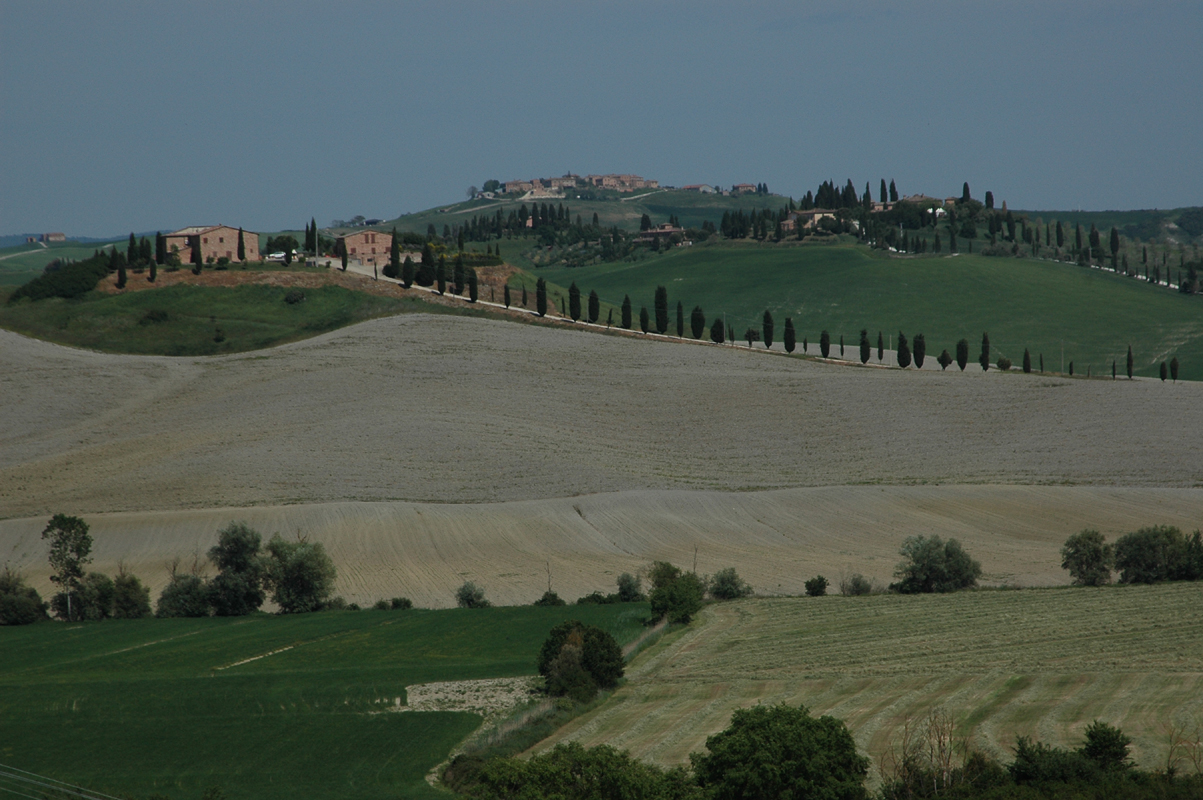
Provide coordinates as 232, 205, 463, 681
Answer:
1061, 526, 1203, 586
6, 250, 113, 303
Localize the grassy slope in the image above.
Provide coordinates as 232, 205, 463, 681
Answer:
0, 603, 650, 800
532, 241, 1203, 380
0, 241, 119, 286
536, 584, 1203, 776
0, 283, 416, 356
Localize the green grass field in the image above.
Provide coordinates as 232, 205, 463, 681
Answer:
0, 241, 120, 286
536, 584, 1203, 777
0, 283, 416, 356
0, 603, 650, 800
530, 241, 1203, 380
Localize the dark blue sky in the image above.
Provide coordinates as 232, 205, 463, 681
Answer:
2, 0, 1200, 237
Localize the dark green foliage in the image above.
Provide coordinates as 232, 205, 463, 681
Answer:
207, 522, 265, 616
534, 591, 567, 607
455, 580, 491, 608
640, 306, 650, 333
839, 573, 872, 596
710, 317, 725, 344
1127, 345, 1134, 379
690, 703, 869, 800
859, 329, 870, 364
0, 568, 46, 625
589, 290, 600, 323
436, 255, 447, 294
616, 572, 644, 602
468, 742, 699, 800
113, 570, 151, 619
784, 317, 796, 353
1023, 348, 1032, 373
956, 338, 969, 371
537, 620, 624, 701
891, 535, 982, 593
654, 285, 669, 334
621, 294, 631, 328
576, 591, 618, 605
383, 228, 400, 279
709, 567, 752, 600
264, 535, 337, 613
284, 289, 304, 305
896, 331, 911, 368
937, 349, 952, 370
762, 310, 774, 348
536, 278, 548, 317
820, 329, 831, 358
156, 573, 211, 618
41, 513, 92, 621
1061, 529, 1114, 586
649, 566, 705, 624
1114, 526, 1203, 584
913, 333, 926, 368
148, 259, 157, 283
468, 268, 478, 303
1161, 361, 1168, 381
743, 327, 759, 347
1081, 720, 1132, 772
676, 301, 684, 337
569, 282, 581, 321
1170, 356, 1179, 381
805, 576, 828, 597
8, 252, 111, 303
878, 331, 884, 361
389, 596, 413, 610
979, 332, 991, 371
997, 355, 1012, 371
503, 282, 510, 308
237, 227, 246, 261
690, 306, 705, 339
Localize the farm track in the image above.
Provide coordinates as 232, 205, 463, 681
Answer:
534, 587, 1203, 778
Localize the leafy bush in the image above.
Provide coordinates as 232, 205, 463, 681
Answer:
468, 742, 696, 800
575, 591, 617, 605
650, 572, 705, 624
51, 572, 115, 621
7, 253, 111, 303
997, 356, 1013, 371
1176, 208, 1203, 238
207, 522, 265, 616
113, 570, 151, 618
390, 596, 413, 610
1114, 526, 1203, 584
890, 535, 982, 593
616, 572, 644, 602
455, 580, 490, 608
805, 575, 828, 597
1061, 529, 1113, 586
284, 289, 305, 305
534, 590, 567, 606
156, 574, 211, 618
372, 598, 390, 610
0, 567, 46, 625
537, 620, 624, 702
264, 535, 337, 613
709, 567, 752, 600
839, 573, 872, 596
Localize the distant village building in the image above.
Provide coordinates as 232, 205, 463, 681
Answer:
337, 229, 392, 266
732, 183, 757, 194
41, 232, 66, 242
682, 184, 716, 194
783, 209, 837, 233
586, 173, 658, 192
164, 225, 259, 262
501, 172, 657, 195
635, 222, 685, 244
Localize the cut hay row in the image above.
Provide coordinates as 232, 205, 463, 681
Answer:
533, 586, 1203, 779
3, 486, 1202, 608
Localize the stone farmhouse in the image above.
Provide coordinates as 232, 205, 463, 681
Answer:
337, 229, 392, 266
781, 210, 837, 233
164, 225, 259, 262
500, 172, 658, 195
635, 222, 686, 244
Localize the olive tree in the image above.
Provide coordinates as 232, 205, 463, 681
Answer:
455, 580, 490, 608
1060, 529, 1113, 586
263, 535, 337, 613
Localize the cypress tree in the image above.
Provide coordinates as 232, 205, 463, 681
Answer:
155, 231, 166, 264
654, 286, 669, 334
802, 336, 808, 352
568, 282, 581, 321
560, 296, 565, 317
639, 306, 650, 333
880, 179, 887, 204
468, 268, 478, 303
402, 256, 414, 288
388, 228, 400, 277
839, 334, 844, 357
522, 284, 528, 307
1040, 353, 1044, 373
606, 308, 613, 327
979, 332, 991, 371
762, 310, 774, 348
589, 291, 600, 323
859, 329, 870, 364
710, 318, 725, 344
139, 236, 151, 263
503, 282, 511, 308
1170, 357, 1179, 382
127, 232, 137, 264
454, 254, 465, 295
897, 331, 911, 368
962, 182, 971, 203
536, 278, 547, 317
1023, 348, 1032, 374
341, 245, 348, 271
237, 228, 246, 261
784, 318, 796, 353
985, 191, 994, 210
676, 301, 683, 337
889, 179, 898, 203
1112, 360, 1116, 380
1069, 362, 1074, 376
436, 256, 446, 295
877, 331, 884, 361
116, 262, 127, 289
690, 306, 705, 339
1160, 361, 1168, 381
913, 333, 926, 368
1126, 345, 1133, 379
148, 258, 157, 283
820, 330, 831, 358
190, 236, 202, 266
937, 349, 952, 370
956, 339, 969, 371
621, 295, 632, 329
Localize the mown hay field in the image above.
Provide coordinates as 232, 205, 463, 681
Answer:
534, 584, 1203, 780
0, 603, 649, 800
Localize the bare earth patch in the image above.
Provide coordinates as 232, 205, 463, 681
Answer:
400, 676, 542, 718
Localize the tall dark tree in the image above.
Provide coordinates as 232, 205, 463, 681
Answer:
762, 310, 774, 348
639, 306, 650, 334
388, 228, 400, 277
640, 213, 652, 231
1126, 345, 1134, 379
979, 332, 991, 371
589, 290, 600, 323
468, 268, 478, 303
784, 318, 796, 353
621, 295, 632, 329
913, 333, 926, 368
820, 330, 831, 358
1023, 348, 1032, 374
116, 261, 127, 289
453, 254, 465, 295
148, 258, 157, 283
839, 334, 844, 357
710, 318, 725, 344
139, 236, 151, 263
956, 338, 969, 371
675, 301, 684, 337
690, 306, 706, 339
521, 284, 528, 307
877, 331, 884, 361
859, 329, 870, 364
436, 255, 447, 295
154, 231, 166, 264
503, 282, 511, 308
879, 179, 887, 204
536, 278, 548, 317
937, 349, 952, 370
889, 179, 898, 203
568, 282, 581, 321
127, 232, 138, 264
190, 236, 202, 267
897, 331, 911, 368
1170, 357, 1179, 382
985, 190, 994, 210
401, 255, 414, 288
654, 286, 669, 334
1109, 226, 1120, 268
961, 182, 971, 203
1160, 361, 1168, 381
